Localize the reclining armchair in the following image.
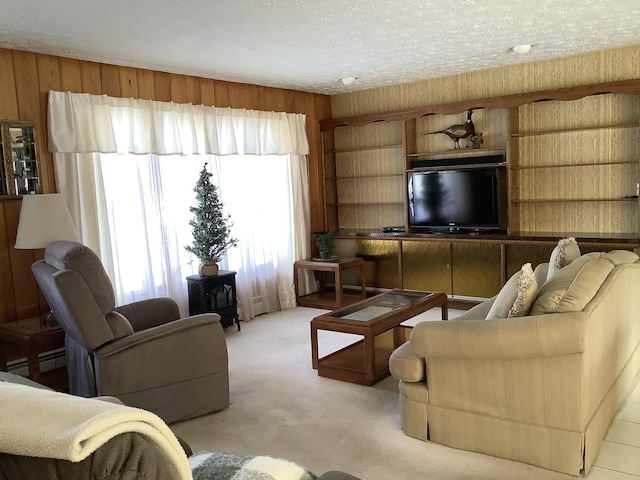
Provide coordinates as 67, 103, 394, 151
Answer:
31, 240, 229, 424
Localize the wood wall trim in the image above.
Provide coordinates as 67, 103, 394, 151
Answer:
320, 78, 640, 131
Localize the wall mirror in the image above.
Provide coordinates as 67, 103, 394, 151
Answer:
0, 121, 41, 196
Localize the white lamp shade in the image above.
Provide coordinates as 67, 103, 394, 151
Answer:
15, 194, 80, 249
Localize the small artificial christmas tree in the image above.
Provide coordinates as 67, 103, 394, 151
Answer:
185, 164, 237, 276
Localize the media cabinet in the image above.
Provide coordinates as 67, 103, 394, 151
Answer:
330, 231, 640, 302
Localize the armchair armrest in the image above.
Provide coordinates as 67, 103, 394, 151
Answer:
115, 297, 182, 331
410, 311, 586, 360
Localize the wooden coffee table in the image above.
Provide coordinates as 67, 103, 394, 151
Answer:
311, 290, 447, 385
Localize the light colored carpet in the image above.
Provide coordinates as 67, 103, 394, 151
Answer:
171, 306, 573, 480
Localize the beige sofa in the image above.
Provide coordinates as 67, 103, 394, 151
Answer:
389, 249, 640, 476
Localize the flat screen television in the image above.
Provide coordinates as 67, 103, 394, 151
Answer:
407, 166, 507, 232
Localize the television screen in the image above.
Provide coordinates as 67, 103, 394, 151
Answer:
407, 167, 505, 231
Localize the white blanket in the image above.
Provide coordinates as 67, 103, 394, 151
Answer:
0, 382, 192, 479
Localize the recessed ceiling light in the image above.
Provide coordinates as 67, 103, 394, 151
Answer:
512, 44, 532, 54
340, 77, 357, 86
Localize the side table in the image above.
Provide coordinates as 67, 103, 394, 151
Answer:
0, 318, 65, 384
294, 257, 366, 310
187, 271, 240, 330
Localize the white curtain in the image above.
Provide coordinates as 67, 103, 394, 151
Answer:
210, 154, 309, 318
48, 91, 311, 319
48, 91, 309, 156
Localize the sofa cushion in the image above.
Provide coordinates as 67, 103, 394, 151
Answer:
455, 299, 494, 320
602, 250, 639, 265
547, 237, 581, 281
531, 253, 614, 315
486, 263, 537, 320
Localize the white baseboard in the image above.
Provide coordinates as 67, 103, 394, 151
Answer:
6, 349, 67, 377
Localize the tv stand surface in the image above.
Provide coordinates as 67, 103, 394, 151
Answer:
444, 227, 482, 235
336, 230, 638, 245
413, 227, 498, 236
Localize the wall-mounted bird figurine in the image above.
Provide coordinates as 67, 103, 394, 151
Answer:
430, 109, 476, 149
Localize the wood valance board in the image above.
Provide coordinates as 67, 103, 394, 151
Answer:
320, 78, 640, 131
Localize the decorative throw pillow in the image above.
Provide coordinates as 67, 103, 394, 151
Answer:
531, 253, 614, 315
546, 237, 581, 281
486, 263, 537, 320
508, 263, 537, 317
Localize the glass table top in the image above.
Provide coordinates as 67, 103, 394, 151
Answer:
329, 290, 433, 322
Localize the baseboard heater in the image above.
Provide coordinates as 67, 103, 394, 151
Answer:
6, 348, 67, 377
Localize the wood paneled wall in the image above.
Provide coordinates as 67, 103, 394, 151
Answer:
0, 48, 331, 325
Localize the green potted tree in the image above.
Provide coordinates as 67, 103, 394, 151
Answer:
185, 165, 237, 276
313, 230, 336, 261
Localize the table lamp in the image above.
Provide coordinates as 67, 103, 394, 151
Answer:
14, 193, 81, 325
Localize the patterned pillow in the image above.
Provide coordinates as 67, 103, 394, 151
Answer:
546, 237, 581, 281
486, 263, 537, 320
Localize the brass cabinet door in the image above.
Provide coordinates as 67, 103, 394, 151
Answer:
402, 240, 452, 294
451, 242, 502, 298
334, 238, 401, 289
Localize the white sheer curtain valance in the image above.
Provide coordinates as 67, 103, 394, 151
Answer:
48, 90, 310, 156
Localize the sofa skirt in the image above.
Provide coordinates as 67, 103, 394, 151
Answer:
428, 405, 583, 476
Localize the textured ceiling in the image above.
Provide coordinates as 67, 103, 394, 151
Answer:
1, 0, 639, 96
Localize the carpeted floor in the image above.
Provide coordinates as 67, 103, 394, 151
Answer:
171, 306, 575, 480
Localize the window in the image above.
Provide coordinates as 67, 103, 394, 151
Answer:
100, 153, 299, 319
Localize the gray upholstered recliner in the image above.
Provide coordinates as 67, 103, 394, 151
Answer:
31, 240, 229, 424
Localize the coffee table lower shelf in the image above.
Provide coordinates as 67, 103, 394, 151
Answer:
297, 290, 366, 309
315, 331, 409, 386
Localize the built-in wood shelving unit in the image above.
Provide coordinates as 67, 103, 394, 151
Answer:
328, 173, 404, 180
332, 144, 404, 154
510, 122, 638, 137
321, 79, 640, 299
328, 202, 405, 206
513, 198, 637, 204
320, 79, 640, 131
511, 160, 637, 170
407, 148, 505, 159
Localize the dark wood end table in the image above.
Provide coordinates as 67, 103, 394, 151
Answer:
0, 318, 65, 383
294, 257, 366, 310
311, 290, 447, 386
